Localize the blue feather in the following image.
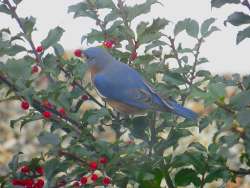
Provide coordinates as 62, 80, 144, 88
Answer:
167, 100, 198, 120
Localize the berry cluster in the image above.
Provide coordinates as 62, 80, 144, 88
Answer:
12, 165, 44, 188
72, 156, 111, 187
20, 99, 71, 120
103, 40, 114, 49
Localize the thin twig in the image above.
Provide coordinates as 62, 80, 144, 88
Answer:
58, 150, 87, 165
0, 74, 82, 136
117, 0, 138, 64
3, 0, 41, 64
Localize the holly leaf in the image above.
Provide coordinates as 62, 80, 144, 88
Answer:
41, 26, 65, 49
174, 20, 186, 36
138, 18, 169, 44
225, 12, 250, 26
211, 0, 240, 8
237, 26, 250, 44
175, 168, 201, 186
0, 4, 10, 15
186, 18, 199, 38
20, 16, 36, 37
126, 0, 160, 21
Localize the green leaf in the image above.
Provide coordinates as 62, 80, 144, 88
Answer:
225, 12, 250, 26
158, 129, 192, 150
136, 22, 149, 37
38, 131, 60, 146
138, 18, 169, 44
138, 169, 163, 188
243, 75, 250, 89
201, 18, 219, 37
8, 152, 23, 173
96, 0, 115, 9
230, 90, 250, 109
41, 26, 64, 49
201, 18, 216, 36
5, 45, 26, 56
174, 168, 201, 186
20, 16, 36, 37
174, 20, 186, 36
53, 43, 64, 56
208, 82, 225, 99
211, 0, 240, 8
186, 18, 199, 38
126, 0, 159, 21
196, 70, 211, 77
13, 0, 22, 5
199, 117, 211, 132
2, 57, 33, 81
237, 109, 250, 127
68, 2, 96, 19
205, 168, 231, 183
82, 29, 104, 44
208, 143, 219, 154
189, 142, 207, 152
131, 116, 149, 140
203, 26, 220, 38
237, 26, 250, 44
0, 4, 10, 15
163, 72, 186, 85
145, 40, 167, 52
104, 11, 119, 23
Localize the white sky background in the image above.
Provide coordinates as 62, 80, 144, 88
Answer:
0, 0, 250, 74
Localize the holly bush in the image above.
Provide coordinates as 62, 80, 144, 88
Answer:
0, 0, 250, 187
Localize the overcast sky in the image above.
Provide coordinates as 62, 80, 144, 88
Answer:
0, 0, 250, 74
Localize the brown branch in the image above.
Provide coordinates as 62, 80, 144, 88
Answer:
58, 150, 88, 165
215, 101, 236, 115
230, 168, 250, 176
3, 0, 41, 64
85, 0, 107, 39
189, 38, 203, 84
117, 0, 138, 64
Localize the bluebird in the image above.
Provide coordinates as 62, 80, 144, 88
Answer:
80, 47, 197, 120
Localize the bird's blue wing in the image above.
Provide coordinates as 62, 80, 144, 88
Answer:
93, 63, 160, 110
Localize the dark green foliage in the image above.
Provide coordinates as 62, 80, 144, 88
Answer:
0, 0, 249, 187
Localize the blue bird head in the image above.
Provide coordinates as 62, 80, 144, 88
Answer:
82, 47, 114, 69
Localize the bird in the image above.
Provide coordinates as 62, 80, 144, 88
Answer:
79, 47, 197, 120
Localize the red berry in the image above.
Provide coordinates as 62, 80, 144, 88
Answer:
21, 100, 30, 110
32, 65, 39, 74
89, 161, 98, 170
130, 51, 137, 61
74, 49, 82, 57
35, 179, 44, 187
58, 107, 66, 116
72, 181, 80, 187
43, 111, 52, 119
91, 173, 98, 181
12, 179, 21, 186
80, 176, 88, 185
20, 165, 30, 173
81, 95, 89, 101
102, 177, 111, 185
36, 46, 44, 53
23, 179, 34, 187
36, 166, 44, 175
103, 40, 114, 48
99, 156, 108, 164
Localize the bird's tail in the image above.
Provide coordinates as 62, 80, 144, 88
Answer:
166, 100, 198, 120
